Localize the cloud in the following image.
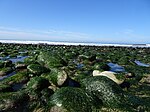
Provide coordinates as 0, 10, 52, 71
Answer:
0, 26, 93, 42
114, 29, 150, 43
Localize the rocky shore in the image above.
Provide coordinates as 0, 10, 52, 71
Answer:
0, 43, 150, 112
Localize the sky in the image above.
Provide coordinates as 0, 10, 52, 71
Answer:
0, 0, 150, 44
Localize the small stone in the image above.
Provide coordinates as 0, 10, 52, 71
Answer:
140, 75, 150, 84
15, 64, 27, 69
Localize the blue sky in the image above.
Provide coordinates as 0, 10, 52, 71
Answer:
0, 0, 150, 43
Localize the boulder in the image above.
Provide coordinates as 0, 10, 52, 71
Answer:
37, 51, 67, 68
0, 60, 4, 68
81, 76, 145, 111
41, 68, 68, 86
26, 76, 50, 91
4, 60, 13, 67
0, 84, 13, 92
0, 91, 29, 111
15, 63, 27, 69
0, 67, 13, 76
140, 75, 150, 84
1, 71, 29, 85
93, 70, 125, 84
49, 87, 102, 112
27, 64, 50, 75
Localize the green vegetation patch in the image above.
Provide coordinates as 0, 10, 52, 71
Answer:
37, 51, 67, 68
49, 87, 102, 112
1, 71, 29, 85
27, 64, 50, 75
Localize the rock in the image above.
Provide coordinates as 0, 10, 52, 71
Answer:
0, 60, 4, 68
1, 71, 29, 85
140, 75, 150, 84
49, 105, 68, 112
93, 63, 110, 71
40, 88, 54, 104
27, 64, 50, 75
0, 84, 13, 92
4, 60, 13, 67
26, 76, 50, 91
41, 68, 68, 87
0, 91, 29, 111
49, 87, 101, 112
0, 67, 13, 76
125, 72, 135, 78
37, 51, 67, 68
26, 77, 51, 103
15, 63, 27, 69
81, 76, 144, 111
24, 56, 37, 65
93, 70, 124, 84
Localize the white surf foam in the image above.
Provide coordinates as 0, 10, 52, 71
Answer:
0, 40, 149, 47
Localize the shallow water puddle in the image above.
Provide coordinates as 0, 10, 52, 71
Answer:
107, 62, 125, 72
9, 56, 28, 63
134, 60, 150, 67
12, 83, 24, 91
0, 71, 16, 81
77, 63, 84, 69
0, 56, 28, 81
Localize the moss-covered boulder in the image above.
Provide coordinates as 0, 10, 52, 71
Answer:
40, 88, 54, 104
4, 60, 13, 67
140, 75, 150, 84
41, 68, 68, 87
0, 84, 13, 92
27, 64, 50, 75
49, 87, 102, 112
26, 76, 50, 92
15, 62, 27, 69
81, 76, 146, 111
25, 77, 51, 109
0, 60, 4, 68
9, 53, 18, 58
0, 91, 29, 112
1, 71, 29, 85
24, 56, 37, 65
0, 67, 13, 76
37, 51, 67, 68
93, 62, 110, 71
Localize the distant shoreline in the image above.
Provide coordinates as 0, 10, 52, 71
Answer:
0, 40, 149, 47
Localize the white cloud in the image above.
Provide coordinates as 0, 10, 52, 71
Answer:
114, 29, 150, 43
0, 26, 93, 42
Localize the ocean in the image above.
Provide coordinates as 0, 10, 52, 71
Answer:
0, 39, 149, 47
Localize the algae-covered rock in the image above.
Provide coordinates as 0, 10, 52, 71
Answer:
41, 68, 68, 86
25, 77, 51, 104
40, 88, 54, 104
0, 84, 13, 92
140, 75, 150, 84
0, 60, 4, 68
1, 71, 29, 85
0, 67, 13, 76
0, 91, 29, 111
15, 63, 27, 69
49, 87, 102, 112
27, 64, 50, 75
37, 51, 67, 68
26, 76, 50, 91
81, 76, 146, 111
4, 60, 13, 67
24, 56, 37, 65
93, 62, 110, 71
